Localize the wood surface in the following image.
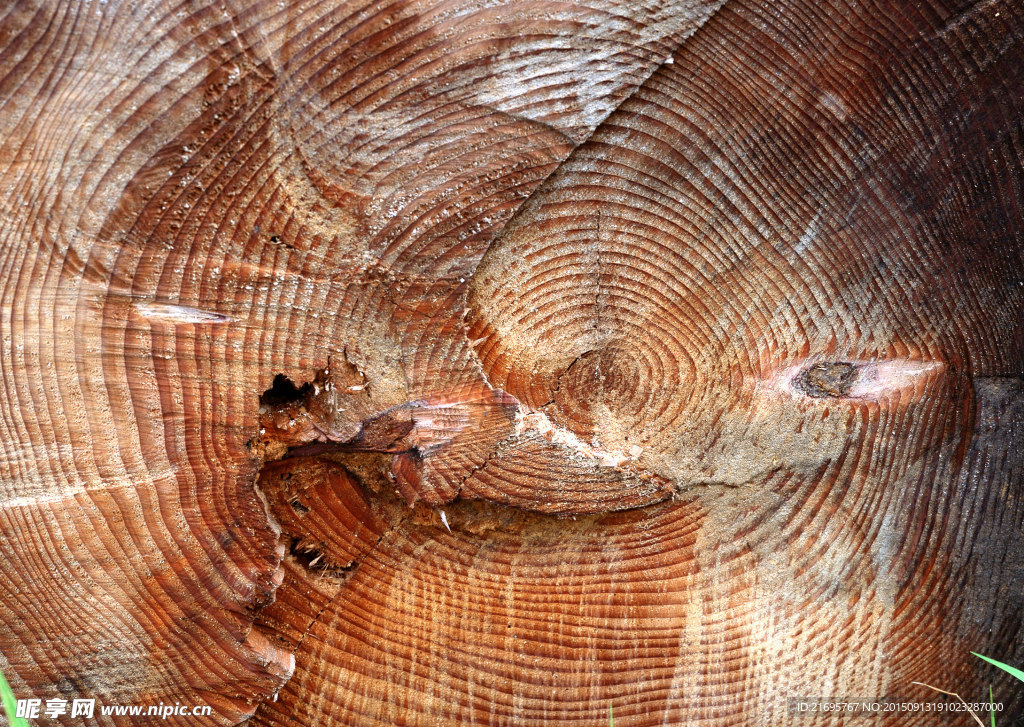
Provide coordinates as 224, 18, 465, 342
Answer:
0, 0, 1022, 724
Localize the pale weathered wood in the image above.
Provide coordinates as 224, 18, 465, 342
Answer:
0, 0, 1021, 724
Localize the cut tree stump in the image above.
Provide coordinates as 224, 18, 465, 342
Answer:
0, 0, 1022, 724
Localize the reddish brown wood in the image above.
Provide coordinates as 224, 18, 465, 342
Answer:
0, 0, 1021, 724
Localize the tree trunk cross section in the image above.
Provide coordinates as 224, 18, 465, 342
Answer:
0, 0, 1021, 724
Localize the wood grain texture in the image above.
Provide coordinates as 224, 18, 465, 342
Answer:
0, 0, 1021, 724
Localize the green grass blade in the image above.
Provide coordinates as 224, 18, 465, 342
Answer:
989, 685, 996, 727
609, 703, 613, 727
972, 652, 1024, 684
0, 665, 29, 727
